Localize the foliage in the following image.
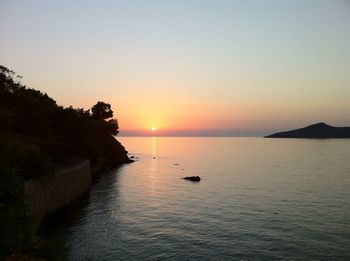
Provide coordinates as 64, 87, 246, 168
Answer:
91, 101, 113, 120
0, 200, 28, 259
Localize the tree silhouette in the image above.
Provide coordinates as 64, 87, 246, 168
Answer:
91, 101, 113, 120
107, 118, 119, 135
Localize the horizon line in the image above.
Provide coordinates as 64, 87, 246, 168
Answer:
115, 134, 264, 138
118, 130, 271, 137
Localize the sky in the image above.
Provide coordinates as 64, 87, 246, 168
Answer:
1, 0, 349, 136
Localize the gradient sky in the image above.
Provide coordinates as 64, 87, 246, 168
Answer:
1, 0, 349, 136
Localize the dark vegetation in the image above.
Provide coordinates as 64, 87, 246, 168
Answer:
0, 65, 131, 259
265, 122, 350, 138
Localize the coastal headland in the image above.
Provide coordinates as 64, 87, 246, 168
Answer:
0, 65, 132, 259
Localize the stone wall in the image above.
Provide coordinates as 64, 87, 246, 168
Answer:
24, 160, 91, 222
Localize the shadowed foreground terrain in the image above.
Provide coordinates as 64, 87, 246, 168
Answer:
0, 65, 131, 259
265, 122, 350, 138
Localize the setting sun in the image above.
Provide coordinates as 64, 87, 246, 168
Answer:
151, 127, 157, 131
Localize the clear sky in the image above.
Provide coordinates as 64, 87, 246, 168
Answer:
1, 0, 349, 136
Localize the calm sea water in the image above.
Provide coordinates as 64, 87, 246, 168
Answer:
65, 137, 350, 260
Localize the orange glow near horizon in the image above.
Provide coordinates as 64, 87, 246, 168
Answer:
106, 93, 349, 136
114, 99, 248, 134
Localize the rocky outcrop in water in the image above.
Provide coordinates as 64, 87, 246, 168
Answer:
183, 176, 201, 182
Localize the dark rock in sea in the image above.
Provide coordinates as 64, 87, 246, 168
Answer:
174, 163, 179, 166
130, 155, 135, 159
265, 122, 350, 138
183, 176, 201, 182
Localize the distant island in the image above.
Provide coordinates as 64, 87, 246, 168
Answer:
265, 122, 350, 138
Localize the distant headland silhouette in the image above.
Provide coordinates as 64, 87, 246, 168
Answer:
265, 122, 350, 138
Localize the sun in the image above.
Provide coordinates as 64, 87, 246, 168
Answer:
151, 127, 157, 131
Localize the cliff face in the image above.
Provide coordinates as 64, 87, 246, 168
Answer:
91, 135, 132, 173
265, 122, 350, 138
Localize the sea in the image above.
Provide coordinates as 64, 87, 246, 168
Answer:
64, 137, 350, 260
